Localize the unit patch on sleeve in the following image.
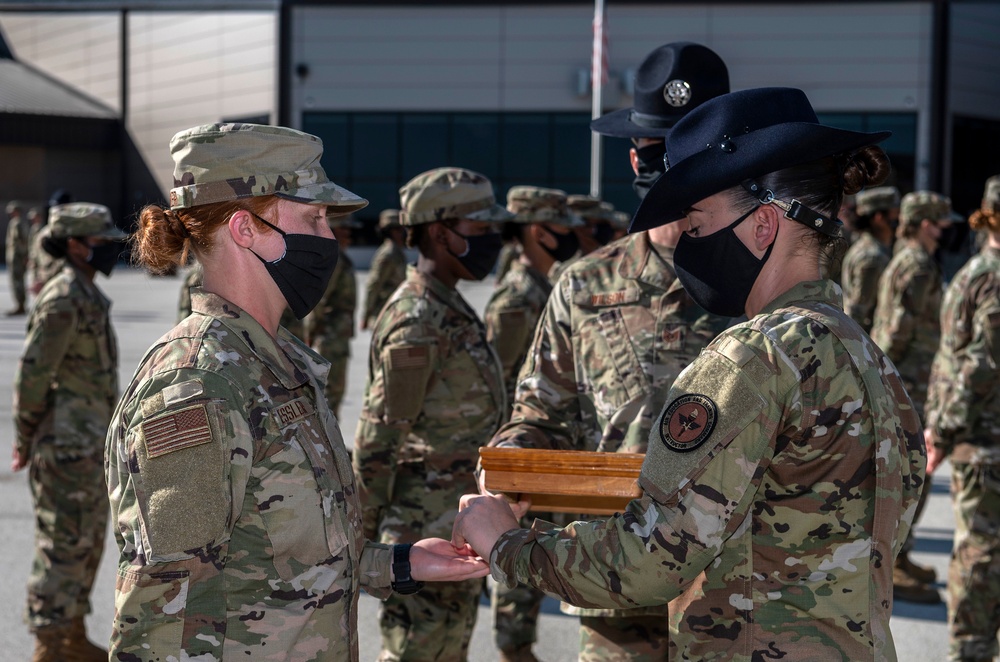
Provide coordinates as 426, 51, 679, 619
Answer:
142, 403, 213, 458
659, 393, 718, 453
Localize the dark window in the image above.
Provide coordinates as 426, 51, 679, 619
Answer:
304, 110, 918, 244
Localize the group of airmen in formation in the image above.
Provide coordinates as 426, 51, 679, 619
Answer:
6, 39, 1000, 662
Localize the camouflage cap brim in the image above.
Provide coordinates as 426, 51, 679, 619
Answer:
93, 225, 128, 240
168, 123, 368, 213
170, 170, 368, 213
509, 208, 584, 227
466, 203, 515, 223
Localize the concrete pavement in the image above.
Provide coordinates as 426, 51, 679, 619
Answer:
0, 266, 952, 660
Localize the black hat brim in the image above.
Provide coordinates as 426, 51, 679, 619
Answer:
629, 124, 890, 233
590, 108, 676, 139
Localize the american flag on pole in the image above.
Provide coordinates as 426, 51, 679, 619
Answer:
592, 1, 608, 87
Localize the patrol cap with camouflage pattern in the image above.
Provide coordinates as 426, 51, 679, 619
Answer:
567, 195, 614, 221
855, 186, 900, 216
168, 123, 368, 214
379, 208, 402, 230
48, 203, 126, 240
398, 167, 512, 226
506, 186, 582, 227
900, 190, 952, 228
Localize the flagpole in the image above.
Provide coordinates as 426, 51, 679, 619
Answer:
589, 0, 605, 198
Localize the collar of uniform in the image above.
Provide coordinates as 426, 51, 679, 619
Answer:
407, 265, 480, 322
618, 231, 680, 291
757, 279, 843, 317
509, 259, 553, 294
191, 289, 310, 390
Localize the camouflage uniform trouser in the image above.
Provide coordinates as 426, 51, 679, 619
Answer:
377, 578, 482, 661
26, 448, 107, 630
579, 614, 670, 661
492, 579, 544, 652
948, 462, 1000, 662
9, 258, 26, 308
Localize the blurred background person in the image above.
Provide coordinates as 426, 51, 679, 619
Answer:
362, 208, 408, 330
6, 200, 30, 315
354, 167, 509, 661
13, 202, 124, 661
841, 186, 900, 332
925, 175, 1000, 662
305, 213, 360, 417
871, 190, 956, 605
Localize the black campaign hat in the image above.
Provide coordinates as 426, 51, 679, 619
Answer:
629, 87, 891, 233
590, 42, 729, 139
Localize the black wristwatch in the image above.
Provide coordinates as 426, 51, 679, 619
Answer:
391, 543, 425, 595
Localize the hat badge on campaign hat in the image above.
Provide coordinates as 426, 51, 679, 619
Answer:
590, 42, 730, 139
664, 79, 692, 108
630, 87, 891, 233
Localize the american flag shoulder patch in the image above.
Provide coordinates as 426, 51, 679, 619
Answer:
142, 403, 214, 459
388, 345, 429, 370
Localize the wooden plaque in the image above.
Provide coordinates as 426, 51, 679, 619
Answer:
479, 447, 644, 515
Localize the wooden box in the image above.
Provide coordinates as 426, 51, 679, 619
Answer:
479, 447, 644, 515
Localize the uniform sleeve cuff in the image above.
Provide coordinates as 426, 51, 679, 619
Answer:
489, 527, 533, 589
360, 541, 394, 599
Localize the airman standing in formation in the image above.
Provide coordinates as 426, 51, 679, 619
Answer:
486, 186, 580, 404
484, 185, 580, 661
925, 175, 1000, 662
108, 123, 488, 661
6, 200, 31, 315
871, 190, 955, 604
353, 167, 509, 661
456, 85, 926, 662
486, 42, 731, 661
841, 186, 899, 332
362, 208, 408, 330
305, 213, 360, 416
13, 202, 125, 662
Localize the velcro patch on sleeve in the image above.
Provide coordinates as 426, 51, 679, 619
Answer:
142, 403, 214, 458
388, 345, 429, 370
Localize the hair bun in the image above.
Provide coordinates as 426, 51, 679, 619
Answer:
842, 146, 891, 196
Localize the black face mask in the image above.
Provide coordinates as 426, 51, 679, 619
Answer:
674, 207, 774, 318
632, 142, 667, 200
446, 226, 503, 281
87, 242, 120, 276
540, 226, 580, 263
250, 212, 339, 320
593, 221, 616, 247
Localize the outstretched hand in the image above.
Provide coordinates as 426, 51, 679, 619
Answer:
924, 428, 945, 475
409, 538, 490, 582
451, 493, 522, 560
11, 445, 28, 472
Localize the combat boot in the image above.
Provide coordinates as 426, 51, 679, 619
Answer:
62, 617, 108, 662
892, 560, 941, 604
31, 623, 71, 662
895, 552, 937, 584
499, 644, 540, 662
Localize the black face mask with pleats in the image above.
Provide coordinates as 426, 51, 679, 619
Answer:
250, 212, 340, 319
